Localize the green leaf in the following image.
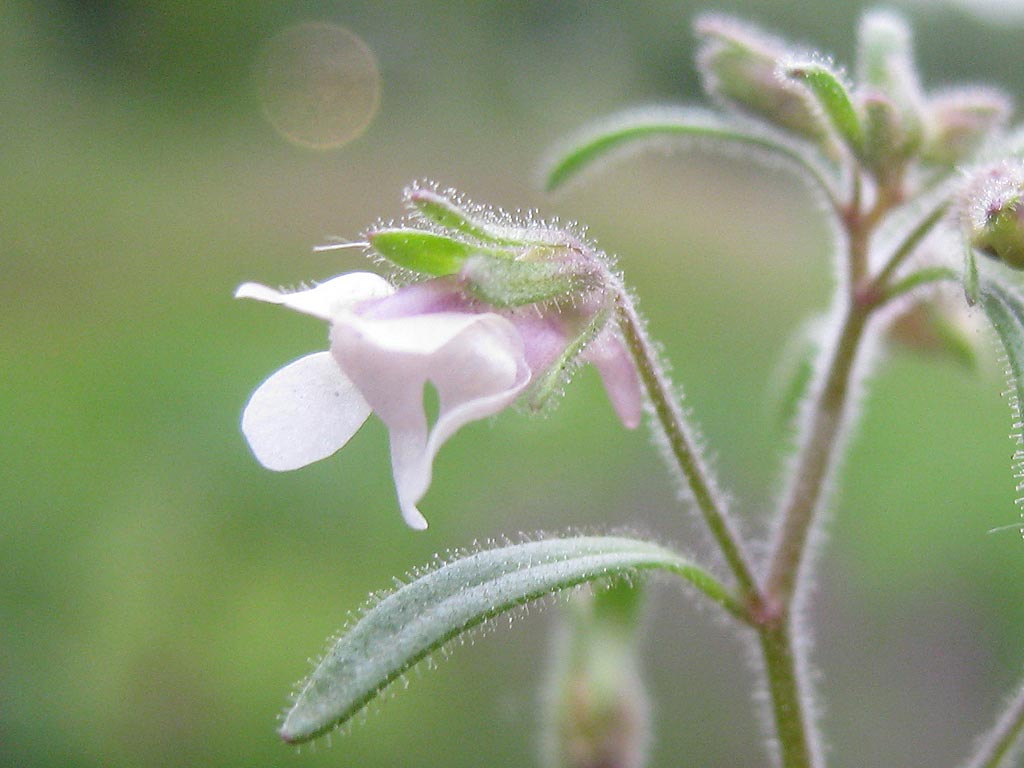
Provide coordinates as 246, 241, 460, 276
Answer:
980, 280, 1024, 395
543, 107, 836, 202
279, 536, 737, 743
979, 280, 1024, 496
883, 266, 958, 302
368, 228, 513, 276
785, 62, 863, 153
770, 319, 822, 433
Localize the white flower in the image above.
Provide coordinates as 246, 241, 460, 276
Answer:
237, 272, 641, 529
238, 273, 531, 529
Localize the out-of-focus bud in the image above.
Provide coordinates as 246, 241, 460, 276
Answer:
855, 10, 926, 182
542, 581, 650, 768
860, 91, 917, 187
694, 14, 831, 147
962, 159, 1024, 269
887, 298, 978, 368
922, 87, 1012, 166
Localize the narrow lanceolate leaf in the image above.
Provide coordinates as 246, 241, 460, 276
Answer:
280, 536, 737, 744
543, 107, 836, 202
785, 62, 863, 154
980, 279, 1024, 392
979, 279, 1024, 514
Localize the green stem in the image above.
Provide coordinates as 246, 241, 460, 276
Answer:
875, 201, 950, 289
611, 282, 759, 604
612, 275, 822, 766
761, 622, 817, 768
765, 301, 869, 608
965, 676, 1024, 768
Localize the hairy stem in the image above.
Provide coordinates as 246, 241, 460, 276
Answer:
764, 302, 869, 608
875, 201, 950, 288
761, 622, 817, 768
965, 676, 1024, 768
613, 274, 825, 766
611, 282, 759, 604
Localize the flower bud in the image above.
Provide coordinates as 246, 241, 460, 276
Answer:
859, 90, 917, 186
922, 87, 1012, 166
542, 582, 650, 768
855, 10, 925, 178
694, 15, 831, 146
962, 160, 1024, 269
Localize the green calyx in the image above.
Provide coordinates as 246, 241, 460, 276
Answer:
975, 202, 1024, 269
370, 184, 608, 306
461, 251, 603, 308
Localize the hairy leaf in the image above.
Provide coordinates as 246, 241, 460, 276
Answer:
980, 279, 1024, 400
979, 280, 1024, 515
280, 535, 735, 743
543, 107, 836, 201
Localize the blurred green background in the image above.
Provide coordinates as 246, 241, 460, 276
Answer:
4, 1, 1024, 766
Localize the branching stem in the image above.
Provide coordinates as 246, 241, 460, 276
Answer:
611, 164, 953, 767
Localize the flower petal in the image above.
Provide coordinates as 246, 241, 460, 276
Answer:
332, 311, 530, 528
585, 329, 643, 429
235, 272, 394, 322
241, 352, 372, 471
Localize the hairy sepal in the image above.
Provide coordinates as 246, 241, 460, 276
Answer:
461, 252, 603, 308
280, 535, 727, 744
405, 184, 522, 247
368, 228, 514, 276
785, 61, 863, 155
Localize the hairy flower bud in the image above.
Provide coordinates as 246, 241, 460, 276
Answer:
542, 582, 650, 768
855, 10, 925, 182
922, 87, 1012, 166
694, 15, 830, 146
962, 160, 1024, 269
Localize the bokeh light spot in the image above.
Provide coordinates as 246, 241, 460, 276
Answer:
255, 23, 380, 150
